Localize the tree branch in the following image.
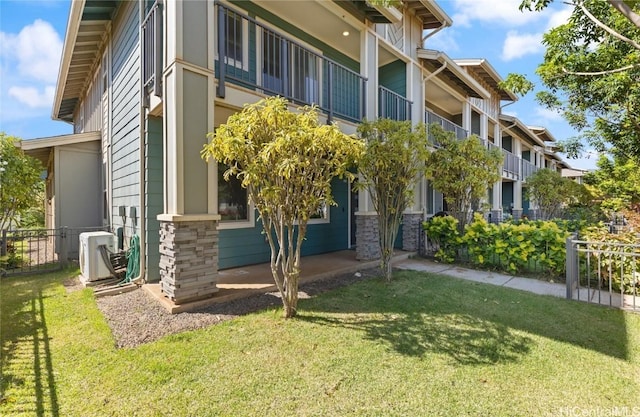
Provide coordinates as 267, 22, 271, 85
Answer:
579, 2, 640, 51
607, 0, 640, 30
561, 63, 640, 75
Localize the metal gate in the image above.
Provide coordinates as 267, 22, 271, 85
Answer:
1, 226, 107, 277
566, 236, 640, 311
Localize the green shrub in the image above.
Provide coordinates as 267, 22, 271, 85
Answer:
424, 213, 571, 277
422, 216, 461, 263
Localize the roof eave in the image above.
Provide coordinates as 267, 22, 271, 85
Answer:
499, 114, 545, 147
52, 0, 85, 122
455, 58, 518, 102
418, 0, 452, 28
418, 49, 490, 99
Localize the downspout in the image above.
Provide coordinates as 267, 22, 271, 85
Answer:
421, 22, 449, 46
422, 59, 447, 84
131, 0, 147, 285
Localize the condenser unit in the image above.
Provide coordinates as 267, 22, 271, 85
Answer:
79, 231, 117, 282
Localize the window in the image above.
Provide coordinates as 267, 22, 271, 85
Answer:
260, 25, 320, 105
262, 30, 283, 94
291, 44, 319, 104
218, 163, 249, 222
309, 201, 329, 222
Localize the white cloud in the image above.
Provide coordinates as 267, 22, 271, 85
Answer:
451, 0, 544, 27
501, 30, 544, 61
534, 106, 563, 122
8, 86, 55, 108
546, 7, 572, 30
1, 19, 62, 83
425, 30, 459, 52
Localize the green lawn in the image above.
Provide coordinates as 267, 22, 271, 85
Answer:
1, 268, 639, 416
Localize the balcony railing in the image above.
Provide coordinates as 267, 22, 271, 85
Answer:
379, 86, 411, 121
216, 4, 367, 123
502, 149, 520, 179
521, 159, 539, 180
425, 110, 468, 142
142, 0, 163, 99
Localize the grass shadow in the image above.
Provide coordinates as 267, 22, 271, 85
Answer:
299, 269, 631, 362
1, 273, 61, 416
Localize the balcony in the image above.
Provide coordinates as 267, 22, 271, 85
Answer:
142, 0, 162, 100
378, 86, 411, 121
502, 149, 520, 179
521, 159, 539, 181
216, 4, 367, 123
425, 110, 468, 142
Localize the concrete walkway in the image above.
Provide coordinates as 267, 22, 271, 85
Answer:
396, 257, 639, 311
395, 258, 567, 298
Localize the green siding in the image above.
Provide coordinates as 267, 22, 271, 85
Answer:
379, 60, 406, 96
145, 116, 163, 282
111, 0, 140, 238
219, 178, 350, 269
502, 181, 514, 213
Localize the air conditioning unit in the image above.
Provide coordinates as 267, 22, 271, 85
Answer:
79, 231, 117, 282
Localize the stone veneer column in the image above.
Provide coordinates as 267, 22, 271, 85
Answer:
512, 209, 523, 221
355, 213, 380, 260
490, 209, 503, 224
402, 213, 423, 252
158, 216, 220, 304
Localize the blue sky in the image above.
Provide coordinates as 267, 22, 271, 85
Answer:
0, 0, 597, 169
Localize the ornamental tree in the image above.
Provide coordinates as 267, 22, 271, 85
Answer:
0, 133, 44, 230
202, 97, 363, 318
525, 168, 575, 220
425, 125, 503, 231
502, 0, 640, 161
357, 119, 429, 281
583, 154, 640, 212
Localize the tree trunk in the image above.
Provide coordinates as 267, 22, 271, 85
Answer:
383, 252, 393, 282
283, 268, 299, 318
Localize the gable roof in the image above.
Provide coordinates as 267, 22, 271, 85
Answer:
418, 49, 489, 99
338, 0, 452, 29
454, 58, 517, 101
20, 131, 101, 165
499, 114, 545, 147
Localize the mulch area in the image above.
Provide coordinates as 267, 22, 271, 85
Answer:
65, 267, 382, 348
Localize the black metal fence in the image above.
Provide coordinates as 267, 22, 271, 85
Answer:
1, 226, 108, 277
216, 4, 367, 123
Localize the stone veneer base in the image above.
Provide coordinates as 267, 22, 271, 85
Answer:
402, 213, 423, 252
355, 213, 380, 261
159, 219, 219, 304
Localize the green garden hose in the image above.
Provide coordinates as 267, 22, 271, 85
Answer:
121, 234, 140, 285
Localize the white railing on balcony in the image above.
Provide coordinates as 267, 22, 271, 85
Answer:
503, 149, 520, 179
522, 159, 539, 180
142, 0, 162, 99
425, 110, 468, 142
379, 86, 411, 121
216, 4, 367, 123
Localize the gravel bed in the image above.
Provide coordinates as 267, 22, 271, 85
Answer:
88, 267, 382, 348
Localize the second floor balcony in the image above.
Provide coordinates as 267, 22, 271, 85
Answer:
379, 86, 412, 121
215, 4, 367, 123
425, 110, 468, 142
